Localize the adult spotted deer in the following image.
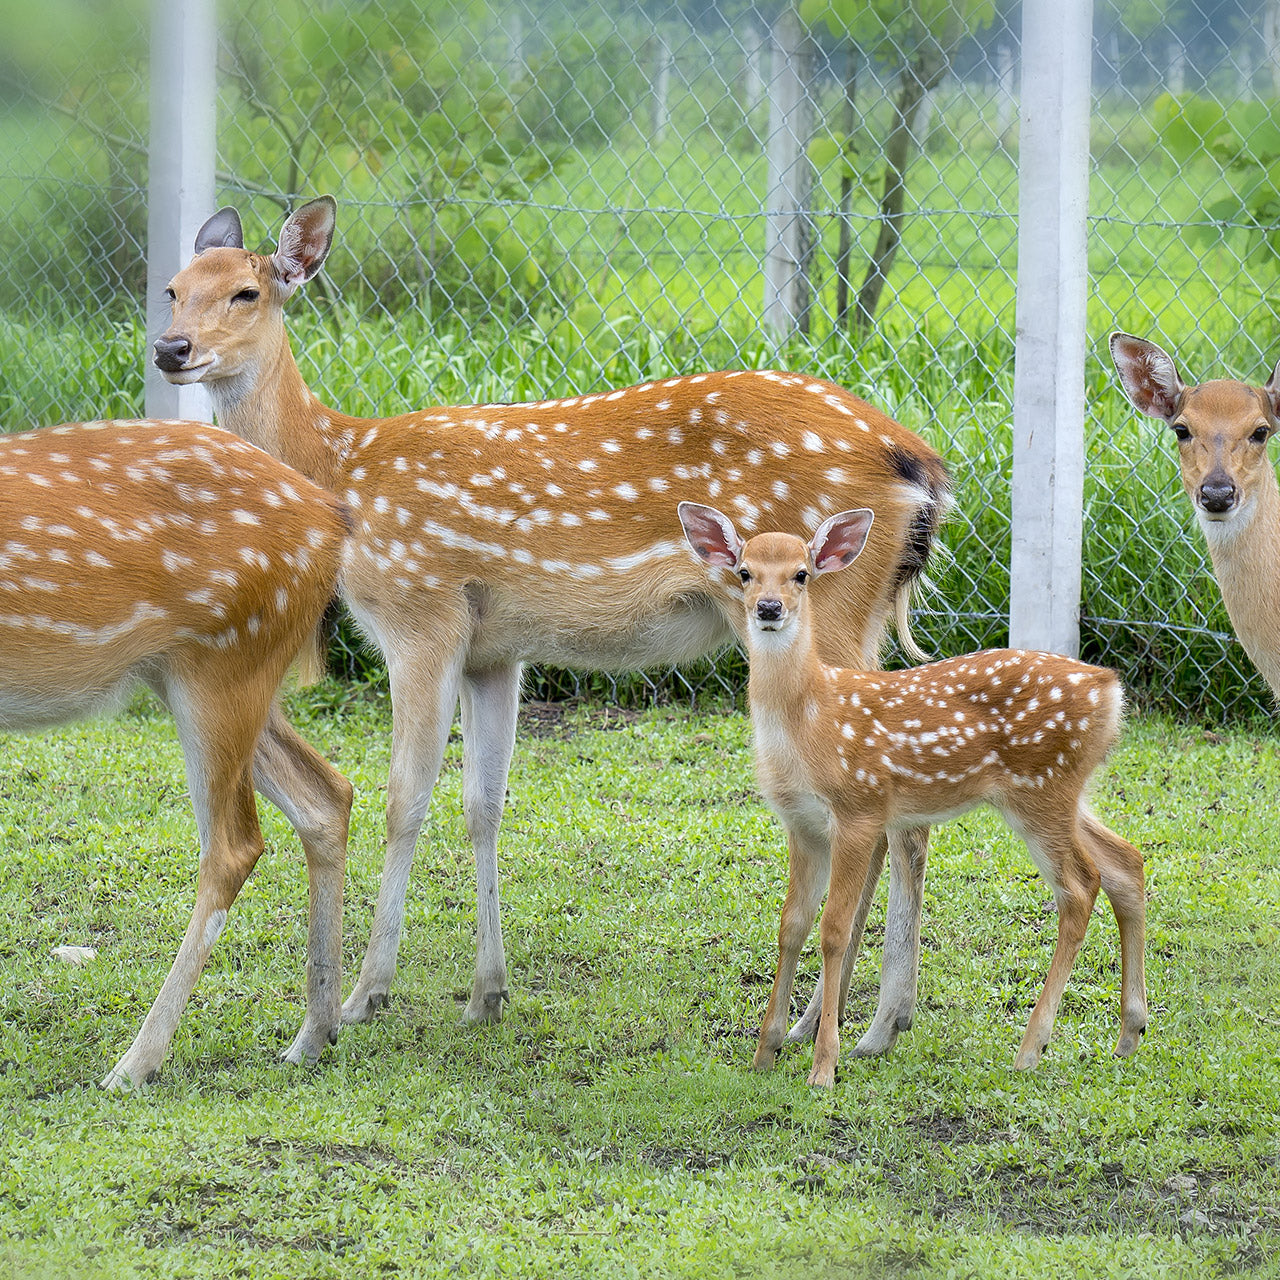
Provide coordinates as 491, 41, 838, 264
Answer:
155, 196, 951, 1032
0, 418, 352, 1088
678, 503, 1147, 1086
1110, 333, 1280, 699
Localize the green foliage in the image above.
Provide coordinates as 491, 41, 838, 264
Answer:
799, 0, 997, 63
1, 701, 1278, 1276
1153, 93, 1280, 273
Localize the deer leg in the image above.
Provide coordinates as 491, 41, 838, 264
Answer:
252, 703, 353, 1064
853, 822, 930, 1056
458, 662, 522, 1024
754, 821, 831, 1070
102, 670, 271, 1089
342, 649, 465, 1024
1012, 823, 1101, 1071
786, 831, 886, 1044
809, 815, 882, 1088
1079, 808, 1148, 1058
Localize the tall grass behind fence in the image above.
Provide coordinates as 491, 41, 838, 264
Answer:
0, 0, 1276, 720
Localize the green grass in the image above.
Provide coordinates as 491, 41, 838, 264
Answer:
2, 690, 1279, 1277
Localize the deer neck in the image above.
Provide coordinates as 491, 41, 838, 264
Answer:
1199, 465, 1280, 696
745, 608, 832, 733
206, 325, 352, 494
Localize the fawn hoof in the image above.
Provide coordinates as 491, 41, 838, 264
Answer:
1113, 1021, 1146, 1059
806, 1061, 836, 1089
1012, 1042, 1044, 1071
751, 1046, 778, 1072
340, 988, 389, 1025
461, 987, 509, 1025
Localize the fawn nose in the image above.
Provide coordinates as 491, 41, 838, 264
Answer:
1198, 476, 1238, 514
756, 598, 783, 623
153, 335, 193, 372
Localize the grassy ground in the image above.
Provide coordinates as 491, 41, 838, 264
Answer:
1, 688, 1278, 1278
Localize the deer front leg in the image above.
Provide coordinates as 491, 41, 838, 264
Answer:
754, 822, 830, 1070
853, 822, 929, 1056
808, 816, 881, 1089
459, 663, 521, 1024
342, 648, 464, 1024
786, 830, 888, 1045
252, 704, 353, 1064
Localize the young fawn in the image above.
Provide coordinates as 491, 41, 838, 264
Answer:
1110, 333, 1280, 699
154, 195, 951, 1035
0, 418, 353, 1088
678, 502, 1148, 1087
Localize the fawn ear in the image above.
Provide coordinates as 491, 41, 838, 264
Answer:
811, 508, 873, 575
194, 207, 244, 253
1110, 332, 1185, 421
1265, 354, 1280, 421
272, 196, 336, 295
677, 502, 743, 570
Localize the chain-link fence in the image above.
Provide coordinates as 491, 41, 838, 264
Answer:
1, 0, 1276, 718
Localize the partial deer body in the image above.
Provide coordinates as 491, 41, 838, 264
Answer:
1110, 333, 1280, 698
679, 503, 1147, 1087
0, 418, 353, 1087
157, 197, 951, 1030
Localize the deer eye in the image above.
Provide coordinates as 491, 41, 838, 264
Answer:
164, 286, 176, 301
794, 569, 809, 585
739, 568, 751, 583
233, 288, 260, 303
1250, 425, 1271, 444
1171, 422, 1191, 441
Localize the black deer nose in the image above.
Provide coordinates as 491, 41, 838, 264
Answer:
1198, 479, 1237, 514
153, 335, 193, 371
756, 599, 783, 622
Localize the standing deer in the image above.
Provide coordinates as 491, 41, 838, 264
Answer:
1110, 333, 1280, 699
677, 502, 1147, 1086
154, 196, 951, 1036
0, 418, 353, 1088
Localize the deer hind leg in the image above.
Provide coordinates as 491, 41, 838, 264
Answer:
1009, 815, 1101, 1071
754, 818, 831, 1070
786, 831, 888, 1045
458, 662, 522, 1025
252, 703, 354, 1065
342, 645, 466, 1024
102, 664, 276, 1090
853, 822, 930, 1057
1079, 807, 1148, 1058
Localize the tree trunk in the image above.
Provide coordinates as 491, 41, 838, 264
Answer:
835, 46, 857, 330
853, 52, 944, 335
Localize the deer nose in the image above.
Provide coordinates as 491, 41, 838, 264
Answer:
153, 335, 193, 372
1198, 477, 1238, 514
756, 599, 783, 622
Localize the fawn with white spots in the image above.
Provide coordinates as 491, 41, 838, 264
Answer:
1111, 333, 1280, 701
0, 419, 353, 1088
155, 195, 951, 1033
678, 502, 1148, 1087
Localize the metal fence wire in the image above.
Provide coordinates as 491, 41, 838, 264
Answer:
1, 0, 1277, 719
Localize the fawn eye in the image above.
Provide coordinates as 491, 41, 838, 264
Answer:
1250, 425, 1271, 443
164, 287, 176, 301
233, 288, 260, 303
739, 568, 751, 583
1171, 422, 1191, 441
794, 569, 809, 585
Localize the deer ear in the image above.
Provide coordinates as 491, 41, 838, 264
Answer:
1110, 332, 1185, 421
811, 508, 873, 575
677, 502, 743, 570
1265, 354, 1280, 421
194, 207, 244, 253
272, 196, 336, 295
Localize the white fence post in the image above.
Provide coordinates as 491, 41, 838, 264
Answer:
763, 5, 813, 336
1008, 0, 1093, 657
144, 0, 216, 422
